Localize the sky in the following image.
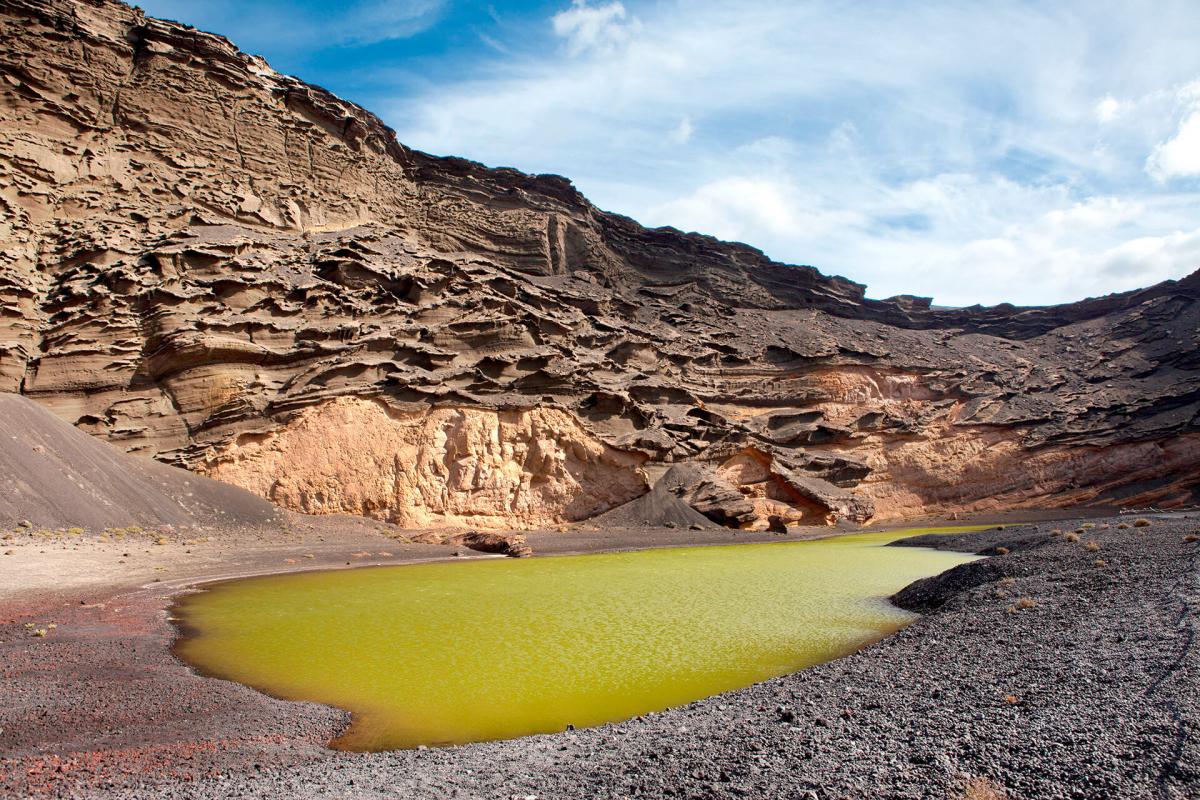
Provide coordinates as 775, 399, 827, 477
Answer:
137, 0, 1200, 307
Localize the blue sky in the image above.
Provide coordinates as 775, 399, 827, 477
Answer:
139, 0, 1200, 307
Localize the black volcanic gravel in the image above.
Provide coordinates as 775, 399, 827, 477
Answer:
3, 514, 1199, 799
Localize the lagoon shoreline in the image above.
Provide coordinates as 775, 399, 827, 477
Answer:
2, 510, 1197, 799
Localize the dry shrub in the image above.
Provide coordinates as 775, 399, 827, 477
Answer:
1015, 597, 1037, 610
1117, 522, 1130, 530
1080, 522, 1096, 529
1084, 541, 1100, 552
961, 776, 1008, 800
1184, 534, 1198, 544
995, 546, 1010, 555
1094, 559, 1107, 567
1133, 518, 1152, 528
1064, 532, 1080, 543
998, 577, 1016, 588
1049, 528, 1063, 536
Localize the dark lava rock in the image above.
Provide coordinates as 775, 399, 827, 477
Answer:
889, 525, 1054, 555
891, 559, 1009, 613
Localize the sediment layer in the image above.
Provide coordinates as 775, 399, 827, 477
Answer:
1, 0, 1198, 528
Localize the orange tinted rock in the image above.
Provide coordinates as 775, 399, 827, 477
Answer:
199, 399, 648, 530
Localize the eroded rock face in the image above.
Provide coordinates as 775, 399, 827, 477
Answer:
1, 0, 1198, 529
199, 398, 648, 529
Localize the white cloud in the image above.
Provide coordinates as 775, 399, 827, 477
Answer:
552, 1, 639, 56
649, 177, 863, 244
139, 0, 444, 50
642, 165, 1199, 306
329, 0, 444, 45
1099, 228, 1200, 279
1148, 110, 1200, 180
386, 0, 1200, 306
1038, 197, 1142, 233
1095, 95, 1122, 122
669, 117, 694, 145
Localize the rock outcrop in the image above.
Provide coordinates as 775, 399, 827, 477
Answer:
447, 530, 532, 558
1, 0, 1198, 529
199, 398, 648, 529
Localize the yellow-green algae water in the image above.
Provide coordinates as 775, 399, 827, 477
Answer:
173, 527, 984, 751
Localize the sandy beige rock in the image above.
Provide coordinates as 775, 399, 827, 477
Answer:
200, 398, 648, 529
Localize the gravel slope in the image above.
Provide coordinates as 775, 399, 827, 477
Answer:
0, 394, 283, 531
2, 514, 1198, 799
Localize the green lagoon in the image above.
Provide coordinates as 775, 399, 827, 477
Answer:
173, 527, 982, 751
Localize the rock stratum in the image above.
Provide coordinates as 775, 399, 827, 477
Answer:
1, 0, 1198, 531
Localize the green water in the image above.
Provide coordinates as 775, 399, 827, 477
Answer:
173, 527, 983, 751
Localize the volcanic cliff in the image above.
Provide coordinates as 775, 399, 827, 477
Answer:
1, 0, 1198, 530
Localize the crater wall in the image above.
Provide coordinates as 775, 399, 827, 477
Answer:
1, 0, 1197, 529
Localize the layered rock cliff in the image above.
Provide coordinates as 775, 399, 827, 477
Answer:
1, 0, 1198, 530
